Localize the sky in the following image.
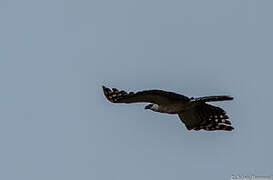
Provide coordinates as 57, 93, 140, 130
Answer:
0, 0, 272, 179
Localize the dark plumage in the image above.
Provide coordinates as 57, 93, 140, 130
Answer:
103, 86, 234, 131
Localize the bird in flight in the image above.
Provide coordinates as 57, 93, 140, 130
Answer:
102, 86, 234, 131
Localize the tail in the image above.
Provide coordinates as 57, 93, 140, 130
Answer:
192, 96, 233, 103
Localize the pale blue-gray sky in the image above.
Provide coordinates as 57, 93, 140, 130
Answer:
0, 0, 272, 179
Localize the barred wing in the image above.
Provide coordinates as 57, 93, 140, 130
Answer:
178, 103, 234, 131
102, 86, 190, 105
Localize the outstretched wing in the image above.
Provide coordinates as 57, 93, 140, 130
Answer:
102, 86, 190, 105
178, 103, 234, 131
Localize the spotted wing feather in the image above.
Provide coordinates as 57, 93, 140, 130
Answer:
178, 103, 234, 131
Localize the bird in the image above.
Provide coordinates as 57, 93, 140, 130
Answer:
102, 86, 234, 131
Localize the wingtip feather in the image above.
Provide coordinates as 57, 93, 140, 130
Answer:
226, 96, 234, 100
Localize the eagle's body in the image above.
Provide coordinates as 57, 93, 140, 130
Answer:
102, 86, 234, 131
151, 102, 188, 114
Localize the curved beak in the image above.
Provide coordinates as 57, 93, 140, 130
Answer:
145, 104, 152, 109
